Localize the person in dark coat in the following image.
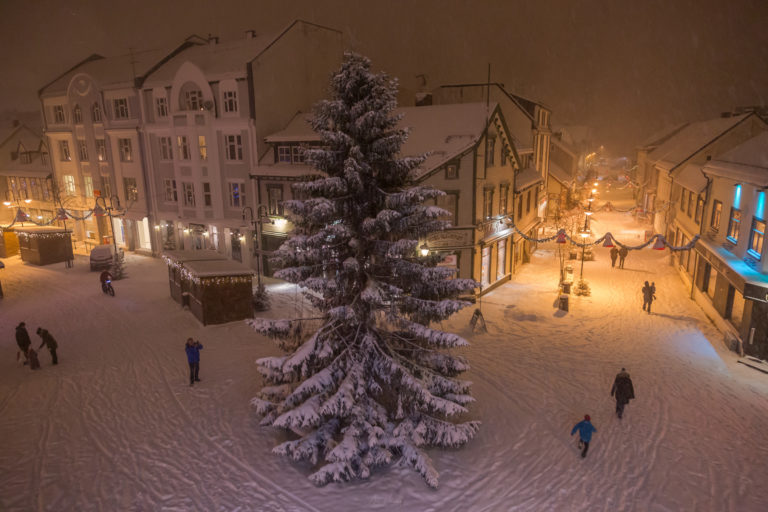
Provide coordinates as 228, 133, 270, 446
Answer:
642, 281, 656, 314
571, 414, 597, 458
618, 246, 628, 268
15, 322, 32, 365
609, 247, 619, 268
36, 327, 58, 365
185, 338, 203, 386
611, 368, 635, 418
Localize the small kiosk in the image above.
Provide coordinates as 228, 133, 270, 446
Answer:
14, 226, 73, 265
0, 227, 20, 257
162, 250, 228, 305
183, 259, 254, 325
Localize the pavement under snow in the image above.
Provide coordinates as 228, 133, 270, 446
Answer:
1, 184, 768, 512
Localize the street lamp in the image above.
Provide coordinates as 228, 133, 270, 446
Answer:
94, 195, 121, 261
243, 205, 272, 291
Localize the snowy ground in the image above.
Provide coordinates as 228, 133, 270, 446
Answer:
2, 181, 768, 512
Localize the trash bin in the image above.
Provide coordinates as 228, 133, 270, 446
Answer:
558, 294, 569, 311
562, 282, 571, 294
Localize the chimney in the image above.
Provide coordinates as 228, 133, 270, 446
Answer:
415, 92, 433, 107
208, 35, 219, 46
245, 29, 256, 39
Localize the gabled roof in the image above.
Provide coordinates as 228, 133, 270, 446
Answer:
262, 103, 495, 179
0, 124, 49, 171
637, 122, 689, 151
648, 113, 754, 172
39, 44, 188, 96
703, 132, 768, 186
143, 20, 341, 86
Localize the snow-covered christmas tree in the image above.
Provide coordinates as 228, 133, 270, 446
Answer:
248, 53, 480, 488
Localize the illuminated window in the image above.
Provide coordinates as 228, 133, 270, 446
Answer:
710, 200, 722, 230
727, 207, 741, 242
446, 163, 458, 179
229, 181, 246, 208
499, 184, 509, 215
198, 136, 207, 161
123, 177, 138, 201
84, 176, 94, 197
267, 184, 283, 215
483, 188, 494, 219
63, 175, 75, 195
749, 218, 765, 258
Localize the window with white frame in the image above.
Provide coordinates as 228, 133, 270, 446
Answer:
155, 97, 168, 118
92, 103, 102, 122
118, 138, 132, 162
96, 139, 107, 161
159, 137, 172, 160
695, 195, 704, 224
198, 135, 207, 161
727, 207, 741, 242
487, 137, 496, 166
229, 181, 245, 208
500, 184, 509, 215
203, 182, 212, 207
84, 176, 94, 197
223, 90, 238, 113
163, 178, 178, 202
185, 90, 203, 110
73, 105, 82, 124
59, 140, 71, 161
53, 105, 65, 124
225, 135, 243, 161
123, 177, 138, 202
483, 188, 494, 219
177, 136, 190, 160
750, 218, 765, 259
113, 98, 129, 119
277, 145, 291, 163
78, 140, 88, 161
63, 175, 75, 195
182, 182, 195, 206
267, 184, 283, 215
101, 176, 112, 198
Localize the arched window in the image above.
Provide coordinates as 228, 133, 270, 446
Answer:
73, 105, 82, 124
92, 103, 102, 122
179, 82, 204, 111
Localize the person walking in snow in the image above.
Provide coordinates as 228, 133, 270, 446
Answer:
609, 246, 619, 268
618, 246, 628, 268
642, 281, 656, 314
36, 327, 58, 365
185, 338, 203, 386
611, 368, 635, 419
15, 322, 32, 365
571, 414, 597, 458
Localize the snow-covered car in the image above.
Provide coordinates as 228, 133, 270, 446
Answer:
89, 244, 123, 271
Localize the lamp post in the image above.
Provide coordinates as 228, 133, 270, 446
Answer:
94, 195, 121, 259
243, 205, 272, 291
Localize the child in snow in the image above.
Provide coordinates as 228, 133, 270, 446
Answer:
571, 414, 597, 458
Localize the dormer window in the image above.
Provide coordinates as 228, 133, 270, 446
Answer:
223, 90, 238, 113
277, 146, 291, 163
185, 90, 203, 110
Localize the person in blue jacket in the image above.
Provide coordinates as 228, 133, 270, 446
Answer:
571, 414, 597, 458
185, 338, 203, 386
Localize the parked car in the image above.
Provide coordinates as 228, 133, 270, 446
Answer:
90, 244, 123, 271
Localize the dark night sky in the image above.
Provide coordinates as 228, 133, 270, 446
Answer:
1, 0, 766, 155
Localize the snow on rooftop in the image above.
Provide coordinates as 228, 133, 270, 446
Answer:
182, 258, 254, 277
649, 114, 751, 170
705, 131, 768, 181
162, 250, 228, 263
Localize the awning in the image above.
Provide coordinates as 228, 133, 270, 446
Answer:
515, 165, 543, 192
675, 163, 707, 193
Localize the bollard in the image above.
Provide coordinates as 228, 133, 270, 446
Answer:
558, 294, 569, 311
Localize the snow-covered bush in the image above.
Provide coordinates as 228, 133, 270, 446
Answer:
247, 53, 479, 488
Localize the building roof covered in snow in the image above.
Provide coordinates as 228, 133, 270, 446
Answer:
162, 250, 228, 264
261, 103, 495, 179
648, 114, 753, 172
0, 124, 49, 174
675, 163, 708, 193
548, 160, 572, 186
183, 258, 253, 277
637, 122, 690, 151
703, 132, 768, 186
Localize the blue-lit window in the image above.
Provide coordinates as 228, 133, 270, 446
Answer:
733, 184, 742, 209
727, 207, 741, 242
749, 218, 765, 259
